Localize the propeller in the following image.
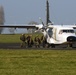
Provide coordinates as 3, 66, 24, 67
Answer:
39, 17, 45, 26
35, 18, 48, 33
39, 17, 48, 30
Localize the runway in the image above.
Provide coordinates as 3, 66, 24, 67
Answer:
0, 43, 21, 49
0, 43, 76, 50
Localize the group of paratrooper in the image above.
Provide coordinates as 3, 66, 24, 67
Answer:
20, 34, 47, 48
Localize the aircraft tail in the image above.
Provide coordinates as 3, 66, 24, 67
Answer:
46, 0, 52, 25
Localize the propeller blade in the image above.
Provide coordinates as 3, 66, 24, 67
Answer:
39, 17, 45, 26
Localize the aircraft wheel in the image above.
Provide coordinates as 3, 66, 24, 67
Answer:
68, 44, 73, 48
47, 44, 50, 48
51, 44, 55, 48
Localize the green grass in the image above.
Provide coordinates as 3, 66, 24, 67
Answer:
0, 33, 43, 43
0, 34, 21, 43
0, 34, 76, 75
0, 50, 76, 75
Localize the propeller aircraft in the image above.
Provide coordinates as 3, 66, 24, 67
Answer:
0, 0, 76, 48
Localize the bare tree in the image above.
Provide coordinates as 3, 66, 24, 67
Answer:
0, 5, 5, 34
28, 21, 38, 33
9, 28, 15, 34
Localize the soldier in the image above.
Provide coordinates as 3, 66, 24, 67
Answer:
27, 35, 34, 47
41, 35, 44, 41
40, 35, 47, 48
34, 36, 40, 48
27, 35, 30, 47
30, 38, 34, 47
20, 34, 26, 47
42, 37, 47, 48
38, 37, 41, 47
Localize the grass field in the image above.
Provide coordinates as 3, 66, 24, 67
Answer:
0, 34, 21, 43
0, 33, 42, 43
0, 50, 76, 75
0, 34, 76, 75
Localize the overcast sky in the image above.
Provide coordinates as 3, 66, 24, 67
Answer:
0, 0, 76, 25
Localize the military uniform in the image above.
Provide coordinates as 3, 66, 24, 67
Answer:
20, 34, 26, 47
34, 36, 40, 48
41, 36, 47, 48
27, 35, 33, 47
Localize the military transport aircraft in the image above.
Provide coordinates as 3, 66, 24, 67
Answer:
0, 0, 76, 48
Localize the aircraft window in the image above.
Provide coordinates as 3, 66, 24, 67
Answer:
69, 30, 74, 33
62, 30, 74, 33
59, 30, 74, 34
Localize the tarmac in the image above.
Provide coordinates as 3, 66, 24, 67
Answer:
0, 43, 76, 50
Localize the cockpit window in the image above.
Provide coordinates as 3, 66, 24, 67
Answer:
59, 30, 74, 34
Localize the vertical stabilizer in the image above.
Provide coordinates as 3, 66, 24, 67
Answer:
46, 0, 52, 25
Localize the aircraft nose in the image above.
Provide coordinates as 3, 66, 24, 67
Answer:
67, 36, 76, 42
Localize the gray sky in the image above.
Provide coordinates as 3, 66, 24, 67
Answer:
0, 0, 76, 25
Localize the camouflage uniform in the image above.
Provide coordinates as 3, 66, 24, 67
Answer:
34, 36, 40, 48
20, 34, 26, 47
30, 38, 34, 47
27, 35, 34, 47
41, 36, 47, 48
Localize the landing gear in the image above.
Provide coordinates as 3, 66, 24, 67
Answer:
47, 44, 50, 48
47, 43, 55, 48
51, 44, 55, 48
68, 44, 73, 48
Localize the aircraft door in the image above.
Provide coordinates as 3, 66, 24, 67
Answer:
48, 28, 53, 37
52, 28, 57, 40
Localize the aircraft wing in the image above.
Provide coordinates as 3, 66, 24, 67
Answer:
0, 25, 36, 29
0, 24, 44, 30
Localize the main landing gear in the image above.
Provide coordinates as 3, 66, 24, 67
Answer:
68, 44, 73, 48
47, 44, 55, 48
